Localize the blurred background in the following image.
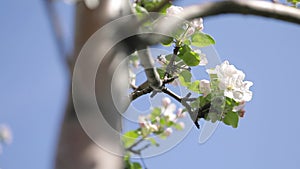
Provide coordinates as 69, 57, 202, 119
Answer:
1, 0, 300, 169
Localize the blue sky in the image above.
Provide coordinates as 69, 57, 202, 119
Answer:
1, 0, 300, 169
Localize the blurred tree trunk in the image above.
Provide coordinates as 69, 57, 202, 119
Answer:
55, 1, 131, 169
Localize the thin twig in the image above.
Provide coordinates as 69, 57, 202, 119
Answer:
138, 48, 162, 90
164, 46, 180, 78
126, 137, 144, 152
139, 154, 148, 169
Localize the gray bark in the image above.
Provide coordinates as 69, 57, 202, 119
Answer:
55, 1, 132, 169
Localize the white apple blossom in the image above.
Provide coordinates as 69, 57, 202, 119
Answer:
163, 103, 177, 122
195, 50, 208, 66
0, 125, 12, 144
207, 61, 253, 102
138, 116, 159, 132
199, 79, 211, 97
166, 5, 183, 16
190, 18, 204, 31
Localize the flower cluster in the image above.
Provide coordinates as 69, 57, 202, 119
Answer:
207, 60, 253, 102
166, 5, 204, 36
137, 97, 185, 138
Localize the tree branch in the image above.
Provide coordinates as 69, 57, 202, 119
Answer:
137, 48, 162, 90
181, 0, 300, 25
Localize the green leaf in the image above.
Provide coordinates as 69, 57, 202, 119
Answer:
181, 51, 200, 66
223, 111, 239, 128
287, 0, 300, 5
156, 68, 165, 79
159, 116, 167, 126
122, 131, 139, 148
135, 5, 149, 14
178, 70, 192, 86
174, 123, 184, 130
178, 45, 200, 66
161, 36, 173, 46
191, 32, 215, 47
183, 39, 191, 45
187, 80, 201, 93
150, 107, 161, 121
131, 162, 142, 169
139, 0, 171, 13
146, 137, 159, 146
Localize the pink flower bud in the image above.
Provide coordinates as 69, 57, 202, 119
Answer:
176, 108, 186, 118
178, 122, 185, 130
164, 128, 173, 137
162, 97, 171, 107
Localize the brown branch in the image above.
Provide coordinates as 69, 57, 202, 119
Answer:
164, 46, 180, 78
180, 0, 300, 25
137, 48, 162, 90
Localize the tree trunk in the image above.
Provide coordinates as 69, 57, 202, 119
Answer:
55, 1, 131, 169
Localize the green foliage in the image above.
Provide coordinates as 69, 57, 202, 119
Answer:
124, 154, 142, 169
136, 0, 172, 13
135, 4, 149, 14
161, 36, 174, 46
122, 105, 185, 168
287, 0, 300, 5
178, 45, 200, 66
223, 111, 239, 128
156, 68, 166, 79
178, 70, 192, 85
178, 71, 201, 93
191, 32, 215, 47
122, 130, 139, 148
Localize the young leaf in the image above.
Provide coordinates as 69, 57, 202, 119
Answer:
146, 137, 159, 146
122, 131, 139, 148
174, 123, 184, 131
191, 32, 215, 47
131, 162, 142, 169
161, 36, 174, 46
178, 45, 200, 66
223, 111, 239, 128
156, 68, 166, 79
135, 5, 149, 14
178, 70, 192, 86
181, 50, 200, 66
187, 80, 201, 93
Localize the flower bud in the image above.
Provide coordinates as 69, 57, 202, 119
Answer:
176, 108, 186, 118
178, 122, 185, 130
164, 128, 173, 137
191, 18, 204, 31
199, 79, 211, 97
0, 125, 12, 144
162, 97, 171, 107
